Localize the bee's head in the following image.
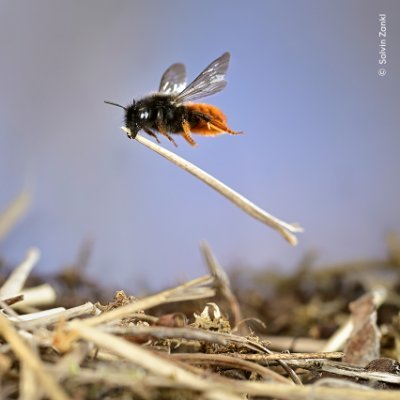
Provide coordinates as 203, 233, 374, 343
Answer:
124, 100, 142, 138
104, 99, 138, 139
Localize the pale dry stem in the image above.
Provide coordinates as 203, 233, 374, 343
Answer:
81, 274, 215, 327
0, 191, 31, 241
0, 248, 40, 299
0, 313, 69, 400
121, 129, 303, 245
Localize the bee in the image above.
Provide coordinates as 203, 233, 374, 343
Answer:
105, 52, 241, 146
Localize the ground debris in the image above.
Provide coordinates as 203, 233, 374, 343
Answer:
0, 237, 399, 399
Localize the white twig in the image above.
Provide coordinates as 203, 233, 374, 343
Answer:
13, 303, 100, 330
0, 190, 31, 241
16, 284, 57, 308
80, 274, 215, 327
122, 129, 303, 245
8, 307, 66, 323
0, 248, 40, 298
321, 288, 387, 353
0, 313, 70, 400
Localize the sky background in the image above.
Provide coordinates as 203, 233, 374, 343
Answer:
0, 1, 399, 291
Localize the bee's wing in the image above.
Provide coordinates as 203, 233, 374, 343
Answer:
174, 52, 230, 104
159, 63, 187, 95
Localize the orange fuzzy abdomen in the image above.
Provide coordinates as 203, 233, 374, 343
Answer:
186, 103, 228, 135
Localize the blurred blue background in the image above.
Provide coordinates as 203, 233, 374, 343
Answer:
1, 1, 399, 290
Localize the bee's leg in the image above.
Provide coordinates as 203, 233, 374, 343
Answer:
181, 120, 197, 146
162, 132, 178, 147
192, 111, 242, 135
143, 128, 161, 143
192, 111, 212, 122
156, 124, 177, 147
155, 109, 177, 146
209, 120, 242, 135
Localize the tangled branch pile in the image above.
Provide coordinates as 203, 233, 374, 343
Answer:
0, 238, 399, 399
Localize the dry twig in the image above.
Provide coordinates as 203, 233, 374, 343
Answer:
200, 242, 244, 331
0, 313, 69, 400
0, 191, 31, 241
122, 129, 303, 245
82, 274, 215, 327
0, 248, 40, 299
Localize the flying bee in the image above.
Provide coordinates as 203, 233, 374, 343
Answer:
105, 52, 241, 146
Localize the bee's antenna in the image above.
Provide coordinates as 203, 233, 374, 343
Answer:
104, 100, 127, 111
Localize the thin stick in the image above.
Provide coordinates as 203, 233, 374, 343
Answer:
100, 324, 301, 385
122, 129, 303, 245
318, 361, 400, 384
0, 248, 40, 298
169, 353, 292, 384
8, 307, 66, 323
2, 294, 24, 306
214, 380, 399, 400
0, 313, 70, 400
321, 319, 354, 353
200, 242, 244, 331
14, 302, 99, 330
100, 325, 270, 350
0, 191, 31, 241
288, 359, 400, 385
265, 335, 327, 352
80, 274, 215, 327
15, 283, 57, 309
237, 351, 344, 361
68, 320, 239, 396
21, 358, 41, 400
